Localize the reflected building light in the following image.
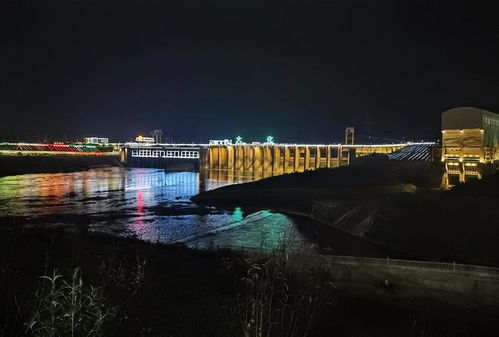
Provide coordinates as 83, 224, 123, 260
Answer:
133, 189, 145, 231
232, 207, 243, 223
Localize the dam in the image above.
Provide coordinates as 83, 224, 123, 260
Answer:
119, 141, 435, 173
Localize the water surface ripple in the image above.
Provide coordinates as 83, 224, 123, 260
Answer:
0, 167, 308, 250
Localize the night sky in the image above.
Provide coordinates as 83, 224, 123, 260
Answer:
1, 0, 498, 144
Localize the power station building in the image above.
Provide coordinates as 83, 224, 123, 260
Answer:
441, 107, 499, 187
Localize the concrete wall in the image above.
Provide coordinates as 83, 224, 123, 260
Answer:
327, 258, 499, 307
203, 144, 403, 174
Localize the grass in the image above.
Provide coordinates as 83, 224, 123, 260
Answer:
1, 227, 499, 336
233, 251, 334, 337
26, 269, 114, 337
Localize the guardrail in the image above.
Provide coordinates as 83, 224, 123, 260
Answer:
325, 255, 499, 278
201, 244, 499, 279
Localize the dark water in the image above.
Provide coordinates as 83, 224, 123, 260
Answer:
0, 167, 309, 250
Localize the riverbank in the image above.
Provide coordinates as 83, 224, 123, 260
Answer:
192, 164, 499, 266
0, 153, 120, 177
192, 165, 416, 209
1, 227, 498, 337
192, 165, 417, 238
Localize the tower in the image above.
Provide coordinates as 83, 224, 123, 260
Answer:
345, 127, 355, 145
340, 127, 355, 166
150, 129, 163, 143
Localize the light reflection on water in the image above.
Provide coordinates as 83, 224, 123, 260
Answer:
0, 167, 308, 250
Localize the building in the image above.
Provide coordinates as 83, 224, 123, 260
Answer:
441, 107, 499, 187
135, 135, 155, 143
84, 137, 109, 145
209, 139, 233, 145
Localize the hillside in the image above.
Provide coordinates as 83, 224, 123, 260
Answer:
368, 173, 499, 266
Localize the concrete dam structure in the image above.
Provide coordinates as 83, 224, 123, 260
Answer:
120, 142, 434, 174
203, 143, 409, 172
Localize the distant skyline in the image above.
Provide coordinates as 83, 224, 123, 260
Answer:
1, 0, 498, 143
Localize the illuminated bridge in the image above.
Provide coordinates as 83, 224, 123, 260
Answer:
0, 142, 117, 154
120, 141, 436, 173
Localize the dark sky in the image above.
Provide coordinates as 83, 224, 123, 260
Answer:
1, 0, 498, 143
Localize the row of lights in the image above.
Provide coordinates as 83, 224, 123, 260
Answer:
235, 136, 274, 144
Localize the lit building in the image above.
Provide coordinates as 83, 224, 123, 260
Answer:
441, 107, 499, 187
135, 135, 155, 143
84, 137, 109, 145
209, 139, 233, 145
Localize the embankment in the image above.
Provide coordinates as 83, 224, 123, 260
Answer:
192, 159, 499, 266
368, 174, 499, 266
326, 255, 499, 308
192, 165, 417, 236
1, 228, 499, 337
0, 153, 120, 177
193, 165, 415, 206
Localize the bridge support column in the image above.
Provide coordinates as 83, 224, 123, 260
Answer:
234, 146, 244, 170
119, 148, 127, 164
294, 146, 300, 172
304, 146, 311, 170
326, 146, 331, 168
210, 147, 218, 169
284, 146, 290, 172
217, 146, 223, 169
315, 146, 321, 169
200, 148, 209, 170
272, 146, 281, 172
263, 146, 272, 172
243, 146, 252, 171
220, 146, 224, 170
226, 146, 234, 170
253, 146, 262, 171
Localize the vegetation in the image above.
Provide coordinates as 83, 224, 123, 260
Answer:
26, 269, 114, 337
1, 228, 498, 336
229, 250, 334, 337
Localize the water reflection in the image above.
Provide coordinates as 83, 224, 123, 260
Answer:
186, 210, 306, 250
0, 167, 308, 250
133, 189, 145, 231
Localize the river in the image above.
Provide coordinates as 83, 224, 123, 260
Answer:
0, 167, 312, 250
